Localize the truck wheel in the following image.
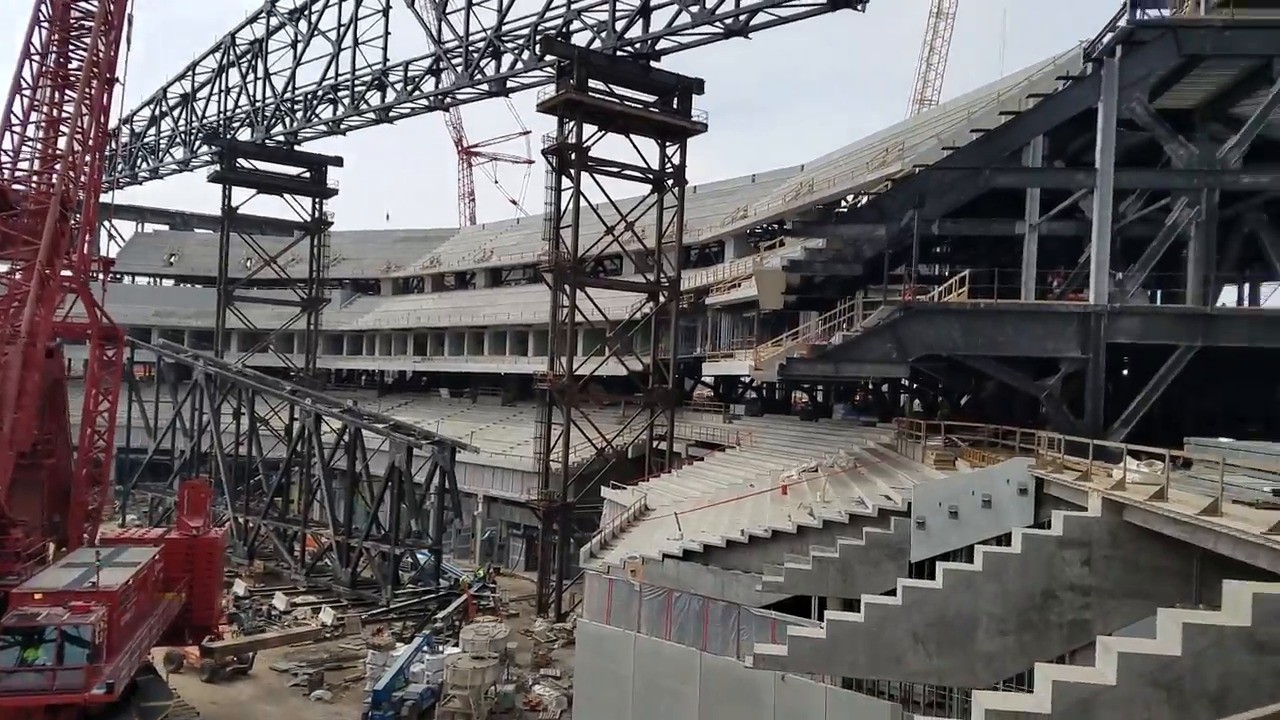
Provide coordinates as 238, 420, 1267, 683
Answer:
234, 654, 254, 675
162, 649, 185, 673
198, 659, 220, 684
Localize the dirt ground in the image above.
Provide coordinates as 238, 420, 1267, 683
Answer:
151, 643, 362, 720
153, 570, 572, 719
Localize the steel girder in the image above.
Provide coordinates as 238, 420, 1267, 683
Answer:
117, 339, 476, 605
533, 38, 705, 620
105, 0, 866, 188
100, 202, 304, 236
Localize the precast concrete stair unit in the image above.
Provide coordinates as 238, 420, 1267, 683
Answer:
585, 418, 936, 572
759, 514, 911, 598
751, 498, 1200, 688
971, 580, 1280, 720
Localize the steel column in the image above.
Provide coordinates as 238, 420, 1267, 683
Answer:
1186, 187, 1220, 306
1021, 135, 1045, 300
1089, 55, 1120, 305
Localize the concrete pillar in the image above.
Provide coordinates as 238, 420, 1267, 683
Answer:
1021, 135, 1045, 301
725, 236, 753, 261
1089, 55, 1119, 305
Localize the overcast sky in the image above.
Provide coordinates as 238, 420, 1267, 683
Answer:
1, 0, 1124, 230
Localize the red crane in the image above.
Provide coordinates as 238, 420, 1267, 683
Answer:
414, 0, 533, 226
446, 98, 535, 226
0, 2, 224, 718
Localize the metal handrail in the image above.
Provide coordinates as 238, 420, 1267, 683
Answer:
893, 418, 1280, 520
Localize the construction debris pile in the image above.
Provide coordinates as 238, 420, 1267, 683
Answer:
363, 613, 576, 719
188, 564, 576, 718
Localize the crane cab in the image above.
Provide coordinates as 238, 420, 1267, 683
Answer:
0, 605, 102, 695
0, 545, 181, 709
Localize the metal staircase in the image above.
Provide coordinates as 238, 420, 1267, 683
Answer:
748, 270, 971, 378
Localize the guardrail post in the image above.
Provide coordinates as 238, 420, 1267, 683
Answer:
1086, 440, 1095, 479
1214, 455, 1226, 516
1153, 449, 1171, 501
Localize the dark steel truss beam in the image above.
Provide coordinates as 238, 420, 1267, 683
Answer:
795, 217, 1172, 241
937, 165, 1280, 192
534, 39, 705, 621
118, 339, 473, 605
101, 202, 306, 236
106, 0, 865, 187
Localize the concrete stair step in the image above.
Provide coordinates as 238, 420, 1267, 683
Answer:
749, 496, 1208, 686
972, 580, 1280, 719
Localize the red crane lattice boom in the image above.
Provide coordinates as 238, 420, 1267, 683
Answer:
0, 0, 127, 576
416, 0, 533, 226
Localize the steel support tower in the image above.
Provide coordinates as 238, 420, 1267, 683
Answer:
208, 138, 340, 377
532, 37, 707, 619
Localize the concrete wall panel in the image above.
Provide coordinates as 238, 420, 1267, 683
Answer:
824, 684, 903, 720
699, 652, 774, 720
574, 621, 635, 720
576, 620, 905, 720
632, 629, 701, 720
774, 674, 827, 719
911, 458, 1035, 562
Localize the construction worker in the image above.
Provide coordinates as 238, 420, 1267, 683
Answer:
19, 639, 49, 667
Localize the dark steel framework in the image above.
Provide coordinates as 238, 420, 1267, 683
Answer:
118, 339, 476, 604
104, 0, 867, 187
207, 139, 341, 376
533, 37, 707, 619
780, 18, 1280, 446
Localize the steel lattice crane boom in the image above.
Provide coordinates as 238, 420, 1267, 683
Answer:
414, 0, 534, 226
0, 2, 225, 718
907, 0, 959, 117
0, 0, 127, 565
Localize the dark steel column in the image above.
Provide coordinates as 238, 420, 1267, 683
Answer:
1020, 134, 1045, 300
